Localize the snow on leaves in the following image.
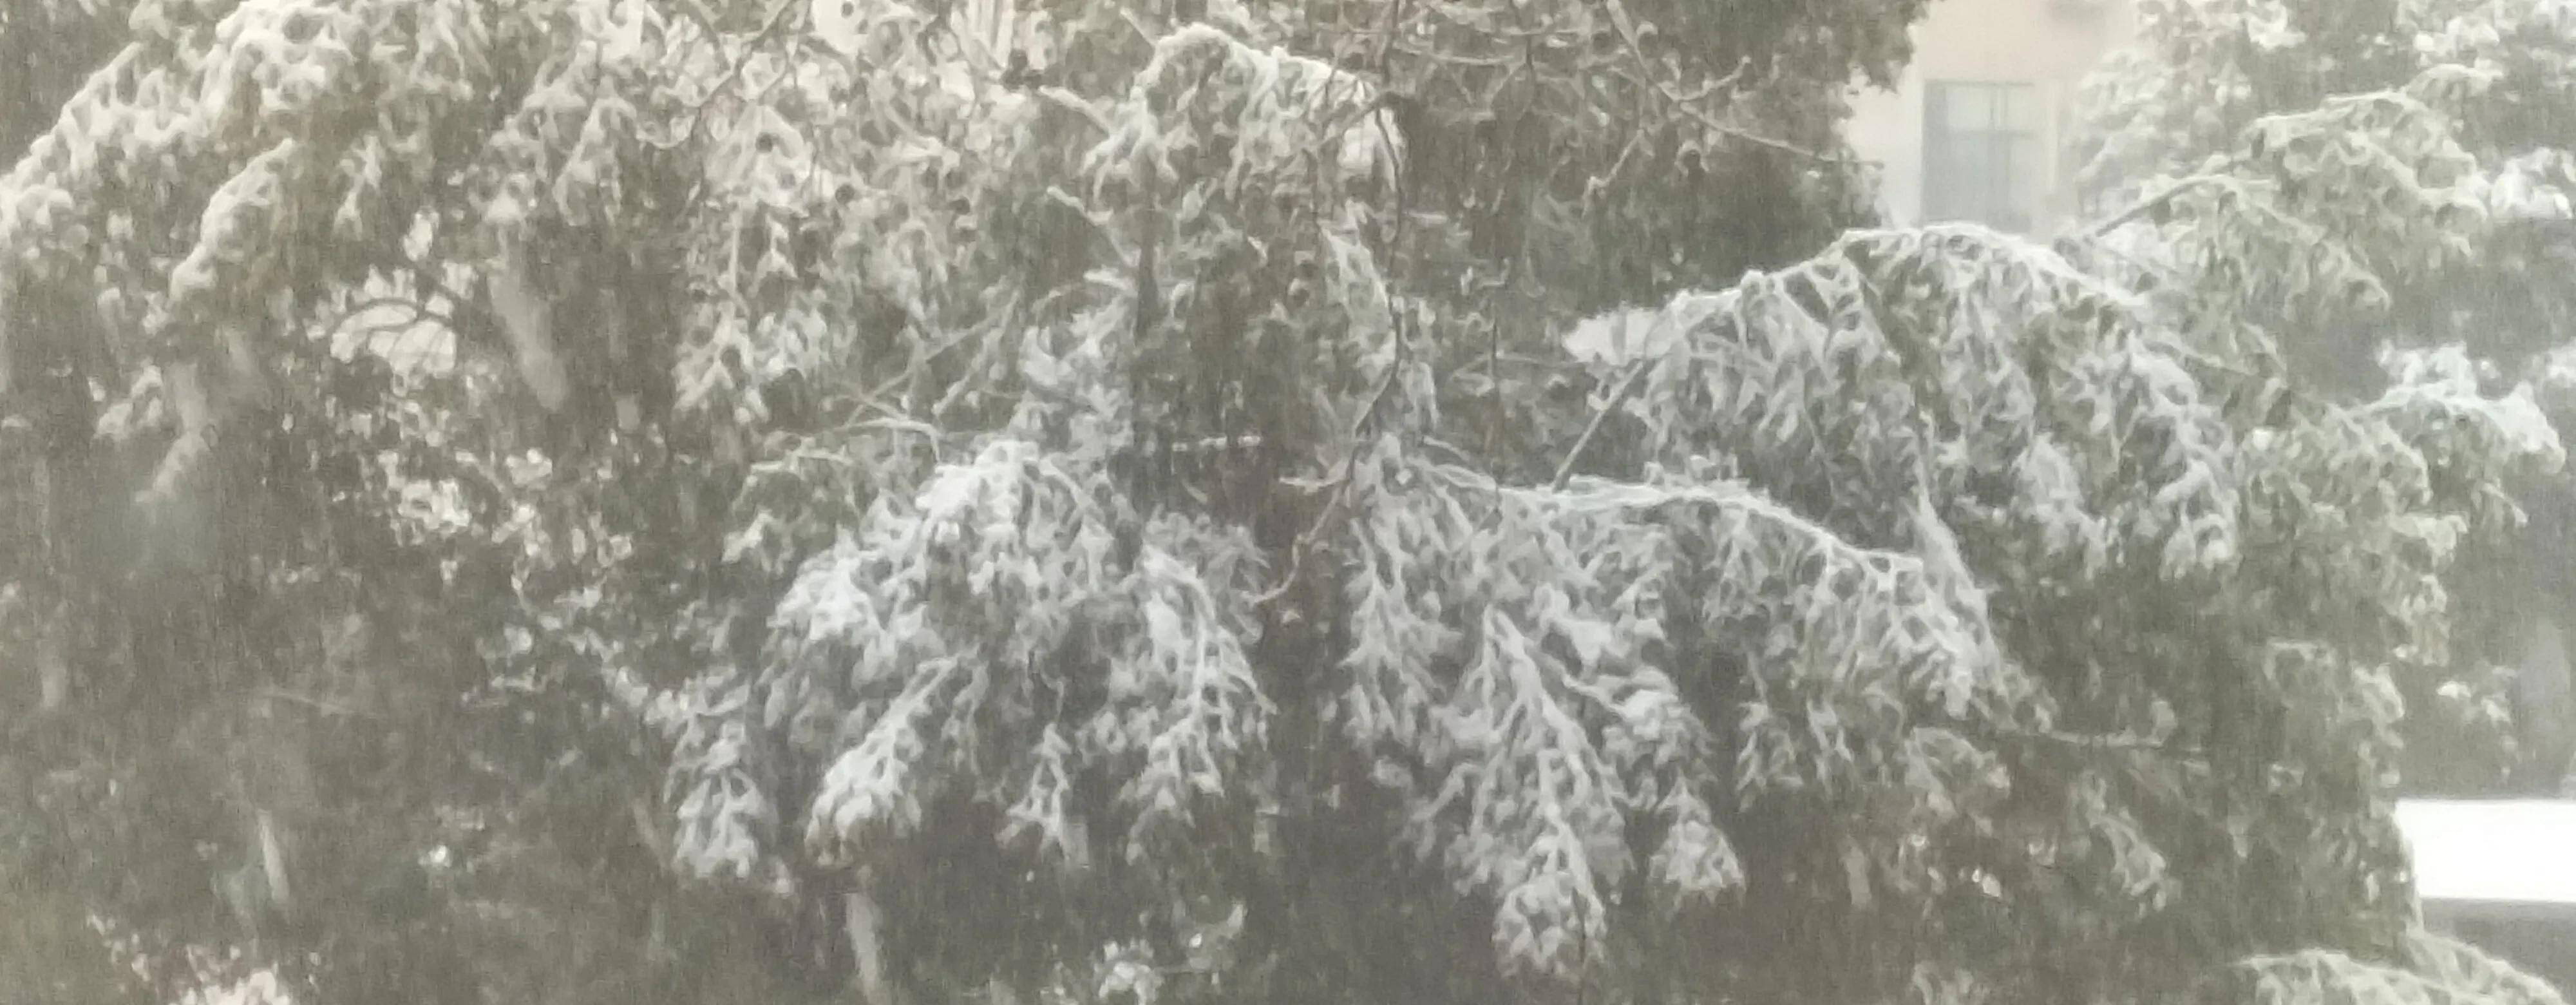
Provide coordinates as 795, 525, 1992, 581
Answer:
665, 673, 781, 885
752, 439, 1269, 876
677, 173, 2561, 991
1334, 445, 2036, 978
2403, 930, 2573, 1005
1611, 225, 2239, 586
1510, 204, 2553, 991
2083, 0, 2576, 375
2226, 933, 2571, 1005
14, 0, 2572, 1001
2238, 347, 2563, 679
1085, 24, 1399, 206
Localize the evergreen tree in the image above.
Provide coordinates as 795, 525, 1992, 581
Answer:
0, 1, 2566, 1004
2083, 0, 2576, 794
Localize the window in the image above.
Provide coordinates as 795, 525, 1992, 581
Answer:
1924, 82, 2043, 233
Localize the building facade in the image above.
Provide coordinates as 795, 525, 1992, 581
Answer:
1845, 0, 2138, 237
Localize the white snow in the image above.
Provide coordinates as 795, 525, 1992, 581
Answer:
175, 969, 292, 1005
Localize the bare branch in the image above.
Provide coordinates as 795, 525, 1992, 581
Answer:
1603, 0, 1846, 164
2086, 176, 2228, 238
1551, 358, 1651, 490
1251, 354, 1405, 609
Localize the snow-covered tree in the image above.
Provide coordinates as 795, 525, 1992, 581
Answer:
2083, 0, 2576, 796
1, 1, 2566, 1004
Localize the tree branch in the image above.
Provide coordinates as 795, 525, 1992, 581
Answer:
2086, 176, 2228, 238
1551, 358, 1652, 490
1603, 0, 1845, 164
2006, 725, 2207, 763
1251, 354, 1404, 610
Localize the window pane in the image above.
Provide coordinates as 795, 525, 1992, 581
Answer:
2002, 85, 2040, 133
1923, 81, 2041, 231
1941, 84, 1997, 129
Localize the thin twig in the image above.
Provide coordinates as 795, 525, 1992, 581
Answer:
1487, 0, 1539, 509
1036, 87, 1117, 134
1251, 357, 1403, 609
1551, 358, 1653, 489
931, 292, 1024, 421
1603, 0, 1846, 164
687, 0, 805, 143
254, 687, 375, 720
1117, 7, 1159, 45
1668, 55, 1753, 105
2086, 176, 2226, 238
323, 296, 446, 342
1251, 30, 1425, 610
832, 311, 992, 428
629, 796, 673, 863
1373, 0, 1407, 80
2005, 725, 2206, 763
